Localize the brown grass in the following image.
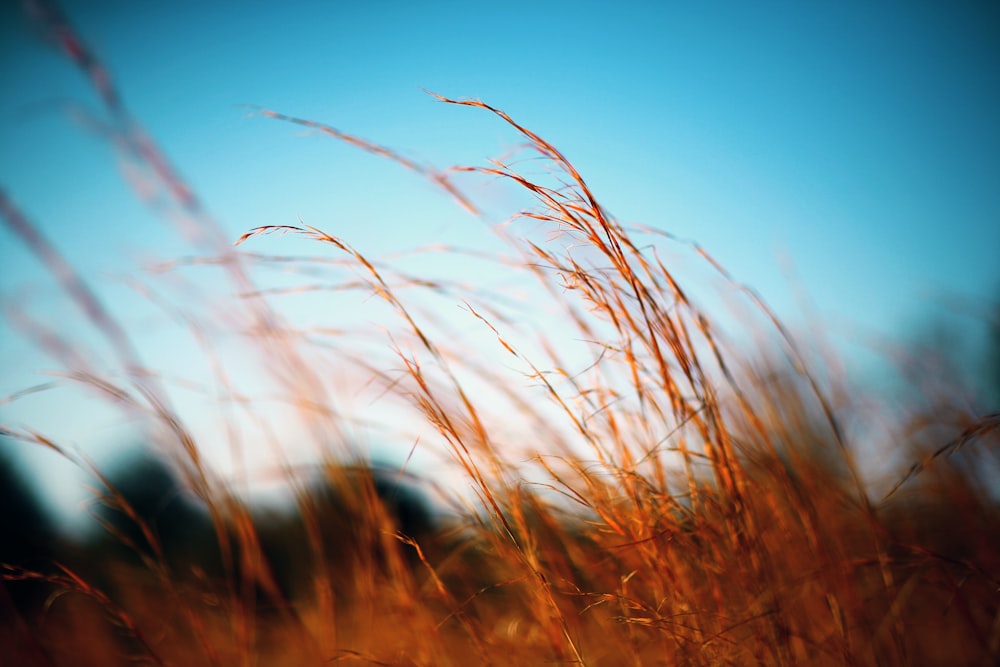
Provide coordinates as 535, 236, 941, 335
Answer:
2, 4, 999, 665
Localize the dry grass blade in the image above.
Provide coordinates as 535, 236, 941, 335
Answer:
882, 411, 1000, 502
0, 189, 150, 386
251, 106, 479, 216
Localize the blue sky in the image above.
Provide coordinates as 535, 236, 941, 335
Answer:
2, 1, 999, 517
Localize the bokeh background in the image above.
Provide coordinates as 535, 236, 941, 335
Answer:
2, 1, 998, 527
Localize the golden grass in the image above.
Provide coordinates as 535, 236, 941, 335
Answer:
3, 5, 999, 665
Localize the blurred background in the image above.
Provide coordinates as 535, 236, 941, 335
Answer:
1, 1, 998, 530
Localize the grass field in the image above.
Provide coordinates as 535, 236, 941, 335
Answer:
2, 6, 999, 666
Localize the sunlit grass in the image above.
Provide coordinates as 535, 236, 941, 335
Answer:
2, 7, 999, 665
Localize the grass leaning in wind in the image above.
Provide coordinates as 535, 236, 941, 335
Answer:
3, 5, 1000, 662
227, 97, 999, 665
6, 106, 1000, 664
4, 97, 1000, 663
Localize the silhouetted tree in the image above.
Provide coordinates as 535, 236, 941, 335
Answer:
253, 463, 437, 601
0, 443, 59, 611
0, 442, 62, 666
71, 445, 225, 609
82, 446, 438, 605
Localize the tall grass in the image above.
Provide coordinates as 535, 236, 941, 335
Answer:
3, 4, 999, 665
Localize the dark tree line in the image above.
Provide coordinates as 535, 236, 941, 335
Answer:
1, 441, 437, 614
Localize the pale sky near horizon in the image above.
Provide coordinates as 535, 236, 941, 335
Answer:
2, 1, 999, 522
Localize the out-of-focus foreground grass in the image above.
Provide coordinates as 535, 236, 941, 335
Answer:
2, 5, 999, 666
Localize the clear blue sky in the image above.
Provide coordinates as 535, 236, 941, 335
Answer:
2, 1, 999, 517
